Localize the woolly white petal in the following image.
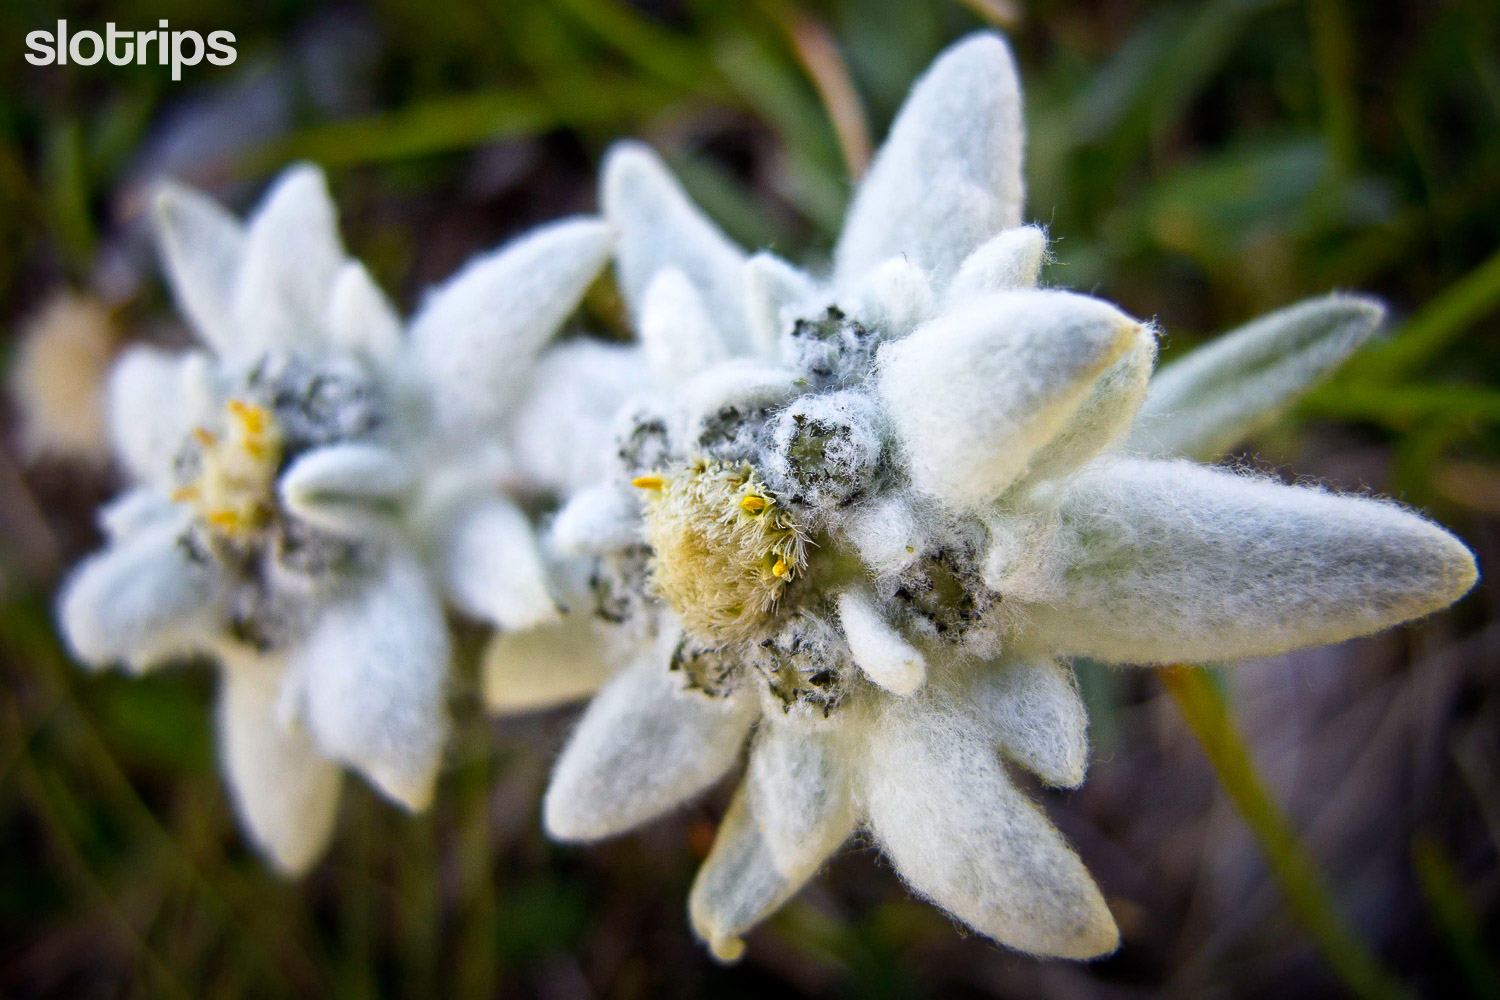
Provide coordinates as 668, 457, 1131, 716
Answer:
232, 164, 346, 357
679, 361, 800, 448
836, 586, 927, 695
549, 483, 641, 556
834, 33, 1024, 292
640, 267, 729, 381
946, 225, 1047, 304
974, 658, 1089, 788
602, 142, 751, 352
1023, 323, 1157, 485
438, 494, 560, 630
743, 253, 817, 360
511, 340, 649, 496
842, 257, 935, 340
544, 658, 756, 841
863, 688, 1118, 959
217, 654, 341, 876
877, 290, 1140, 507
1128, 294, 1385, 461
152, 181, 245, 354
842, 494, 924, 576
296, 548, 449, 811
107, 346, 215, 486
689, 787, 825, 963
326, 261, 402, 366
482, 618, 617, 714
744, 716, 858, 879
278, 442, 412, 539
97, 487, 178, 541
57, 515, 224, 672
408, 216, 612, 435
1023, 457, 1480, 664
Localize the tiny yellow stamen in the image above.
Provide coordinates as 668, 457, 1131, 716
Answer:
206, 509, 242, 530
243, 439, 268, 459
771, 557, 790, 578
226, 398, 269, 435
192, 428, 218, 447
739, 495, 767, 515
170, 485, 200, 502
633, 475, 664, 491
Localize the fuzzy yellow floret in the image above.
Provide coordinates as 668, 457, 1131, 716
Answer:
178, 398, 284, 542
638, 460, 808, 644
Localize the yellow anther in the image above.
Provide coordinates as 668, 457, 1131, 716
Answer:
170, 485, 200, 502
192, 428, 218, 447
226, 398, 269, 434
243, 438, 268, 459
632, 475, 664, 491
739, 495, 767, 515
206, 509, 242, 530
771, 557, 790, 578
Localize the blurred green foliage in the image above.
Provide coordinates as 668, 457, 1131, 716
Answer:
0, 0, 1497, 996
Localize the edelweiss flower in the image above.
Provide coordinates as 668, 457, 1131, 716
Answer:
541, 33, 1479, 960
57, 164, 613, 874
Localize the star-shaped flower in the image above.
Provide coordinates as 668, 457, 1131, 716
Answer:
58, 164, 614, 874
540, 32, 1478, 960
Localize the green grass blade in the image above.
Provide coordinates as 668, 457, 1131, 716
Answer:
1161, 666, 1409, 1000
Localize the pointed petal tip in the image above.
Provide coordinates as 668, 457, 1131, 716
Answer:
1047, 908, 1120, 961
541, 787, 605, 843
366, 762, 436, 813
600, 140, 669, 213
1430, 527, 1480, 608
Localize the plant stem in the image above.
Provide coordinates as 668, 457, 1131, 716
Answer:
1159, 665, 1409, 1000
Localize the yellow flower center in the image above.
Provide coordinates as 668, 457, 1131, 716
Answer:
636, 460, 808, 644
171, 398, 283, 541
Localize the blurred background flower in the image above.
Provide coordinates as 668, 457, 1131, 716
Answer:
0, 0, 1495, 997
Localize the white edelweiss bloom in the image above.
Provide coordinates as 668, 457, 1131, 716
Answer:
56, 163, 615, 875
540, 29, 1480, 964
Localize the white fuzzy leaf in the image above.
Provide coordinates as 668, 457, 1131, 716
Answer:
510, 340, 649, 496
973, 658, 1089, 788
1022, 323, 1157, 485
744, 715, 858, 879
107, 346, 215, 486
544, 655, 756, 841
836, 586, 927, 695
482, 617, 619, 714
232, 164, 346, 356
438, 494, 560, 630
688, 787, 817, 963
408, 216, 611, 435
57, 515, 224, 673
862, 687, 1118, 958
743, 252, 817, 360
602, 142, 751, 352
1128, 294, 1385, 460
296, 548, 449, 811
877, 290, 1140, 507
549, 483, 642, 557
152, 181, 245, 354
278, 442, 412, 539
946, 225, 1047, 304
842, 257, 935, 340
640, 267, 729, 381
326, 260, 403, 366
834, 33, 1024, 292
217, 652, 341, 877
1022, 457, 1479, 664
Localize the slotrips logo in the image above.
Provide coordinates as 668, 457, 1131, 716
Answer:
26, 20, 236, 80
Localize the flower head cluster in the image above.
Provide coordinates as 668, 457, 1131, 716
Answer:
539, 33, 1478, 960
50, 27, 1479, 965
58, 164, 621, 873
